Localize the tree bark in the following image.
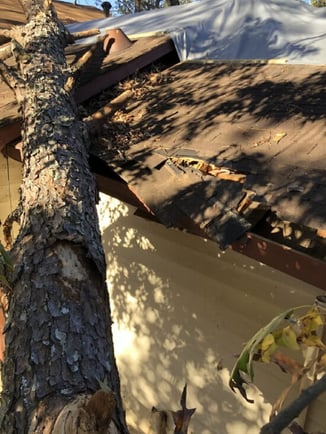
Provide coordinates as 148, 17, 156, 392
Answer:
135, 0, 142, 12
0, 1, 128, 433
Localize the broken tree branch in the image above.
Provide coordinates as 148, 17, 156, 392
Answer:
260, 374, 326, 434
0, 29, 13, 40
65, 35, 107, 92
0, 44, 13, 62
70, 29, 101, 41
64, 47, 95, 92
72, 45, 96, 71
84, 89, 133, 134
0, 60, 24, 92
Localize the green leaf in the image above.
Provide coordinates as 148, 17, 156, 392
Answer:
0, 274, 10, 288
229, 305, 311, 403
0, 243, 13, 272
302, 334, 326, 350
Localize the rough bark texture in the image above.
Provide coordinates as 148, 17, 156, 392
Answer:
0, 1, 128, 433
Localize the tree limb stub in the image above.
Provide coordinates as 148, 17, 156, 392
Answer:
0, 60, 24, 95
51, 390, 117, 434
3, 206, 22, 249
0, 29, 14, 40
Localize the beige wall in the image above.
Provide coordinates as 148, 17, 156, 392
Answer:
98, 194, 322, 434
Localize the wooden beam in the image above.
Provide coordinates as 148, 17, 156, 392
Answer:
76, 38, 175, 103
0, 121, 21, 151
231, 233, 326, 291
95, 173, 152, 213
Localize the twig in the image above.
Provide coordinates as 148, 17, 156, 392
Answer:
260, 374, 326, 434
69, 29, 101, 41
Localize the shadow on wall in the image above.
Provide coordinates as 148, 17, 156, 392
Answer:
98, 193, 320, 434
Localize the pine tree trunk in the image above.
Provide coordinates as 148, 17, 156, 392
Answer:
0, 1, 128, 433
135, 0, 142, 12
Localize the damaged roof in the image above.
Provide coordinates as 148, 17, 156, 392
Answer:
92, 61, 326, 249
0, 2, 325, 288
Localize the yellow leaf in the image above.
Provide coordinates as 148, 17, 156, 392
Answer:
317, 353, 326, 370
302, 309, 324, 335
302, 335, 326, 350
260, 333, 275, 350
280, 326, 300, 350
260, 334, 277, 363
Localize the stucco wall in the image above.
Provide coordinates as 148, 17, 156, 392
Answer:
98, 193, 322, 434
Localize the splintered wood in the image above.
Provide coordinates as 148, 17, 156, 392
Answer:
170, 157, 246, 183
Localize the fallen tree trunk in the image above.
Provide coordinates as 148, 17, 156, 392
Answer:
0, 0, 128, 432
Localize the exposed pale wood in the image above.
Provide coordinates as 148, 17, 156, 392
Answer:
316, 229, 326, 239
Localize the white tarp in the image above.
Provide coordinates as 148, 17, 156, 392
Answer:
68, 0, 326, 64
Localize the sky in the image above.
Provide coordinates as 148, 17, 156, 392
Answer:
61, 0, 120, 14
60, 0, 312, 13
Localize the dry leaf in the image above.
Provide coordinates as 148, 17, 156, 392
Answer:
271, 352, 303, 377
172, 384, 196, 434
